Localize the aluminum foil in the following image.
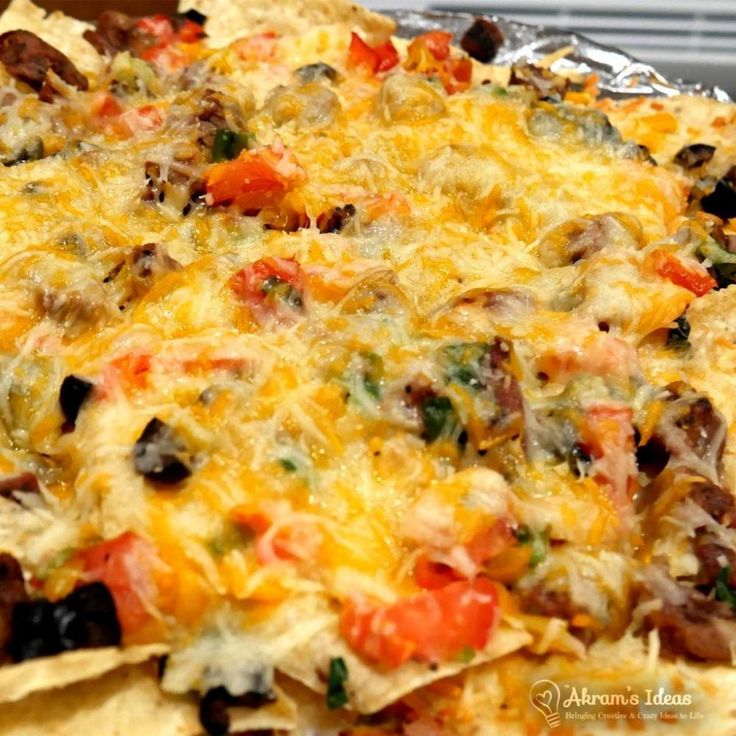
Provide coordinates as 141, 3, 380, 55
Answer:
388, 10, 731, 103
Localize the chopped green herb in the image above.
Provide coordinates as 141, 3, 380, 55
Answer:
261, 276, 303, 310
279, 458, 298, 472
212, 128, 253, 162
359, 351, 383, 400
698, 239, 736, 288
666, 314, 690, 348
206, 523, 254, 557
456, 645, 476, 663
420, 395, 458, 443
515, 525, 547, 567
440, 342, 490, 390
326, 657, 349, 710
715, 566, 736, 612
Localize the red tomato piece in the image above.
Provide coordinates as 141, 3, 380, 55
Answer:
450, 57, 473, 83
230, 256, 303, 303
177, 18, 205, 43
348, 32, 380, 73
580, 404, 637, 515
92, 92, 124, 119
340, 578, 499, 668
129, 104, 164, 131
205, 152, 287, 210
652, 250, 716, 297
466, 519, 515, 566
229, 256, 304, 325
233, 32, 279, 61
135, 14, 176, 46
347, 33, 399, 74
78, 532, 158, 636
414, 556, 462, 589
421, 30, 452, 61
374, 40, 400, 72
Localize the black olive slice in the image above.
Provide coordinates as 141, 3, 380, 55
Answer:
674, 143, 716, 169
133, 418, 192, 485
59, 374, 94, 428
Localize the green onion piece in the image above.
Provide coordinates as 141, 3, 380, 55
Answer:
456, 645, 476, 663
212, 128, 253, 162
279, 458, 297, 472
326, 657, 349, 710
420, 395, 458, 443
715, 566, 736, 612
360, 352, 383, 400
515, 525, 547, 567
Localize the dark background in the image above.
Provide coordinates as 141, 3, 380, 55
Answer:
1, 1, 178, 17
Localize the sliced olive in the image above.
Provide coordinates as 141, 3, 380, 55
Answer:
700, 178, 736, 221
316, 204, 356, 233
674, 143, 716, 170
3, 136, 44, 167
295, 62, 339, 84
9, 582, 121, 663
133, 418, 192, 485
199, 685, 277, 736
59, 374, 94, 428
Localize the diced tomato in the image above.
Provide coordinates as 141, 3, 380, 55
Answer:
450, 57, 472, 83
232, 32, 279, 61
652, 249, 716, 297
348, 32, 399, 74
230, 504, 272, 535
122, 104, 164, 134
230, 505, 323, 564
348, 32, 379, 73
340, 578, 499, 668
230, 256, 303, 303
97, 352, 151, 399
405, 31, 472, 94
133, 14, 203, 69
92, 92, 124, 119
78, 532, 158, 636
141, 44, 189, 70
580, 404, 636, 515
466, 519, 515, 566
420, 31, 452, 61
117, 353, 151, 382
205, 151, 290, 210
374, 41, 400, 72
229, 256, 305, 324
414, 556, 462, 589
135, 14, 176, 46
177, 18, 206, 43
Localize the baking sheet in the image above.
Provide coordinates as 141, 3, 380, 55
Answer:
388, 9, 731, 103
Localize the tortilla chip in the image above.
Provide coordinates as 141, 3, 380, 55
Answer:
0, 661, 297, 735
229, 684, 298, 732
177, 0, 395, 47
279, 617, 532, 714
0, 664, 199, 736
0, 0, 103, 79
0, 644, 168, 704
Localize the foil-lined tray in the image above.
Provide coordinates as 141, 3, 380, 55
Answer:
388, 9, 731, 103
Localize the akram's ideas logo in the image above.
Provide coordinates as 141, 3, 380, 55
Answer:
529, 680, 562, 728
529, 679, 702, 728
